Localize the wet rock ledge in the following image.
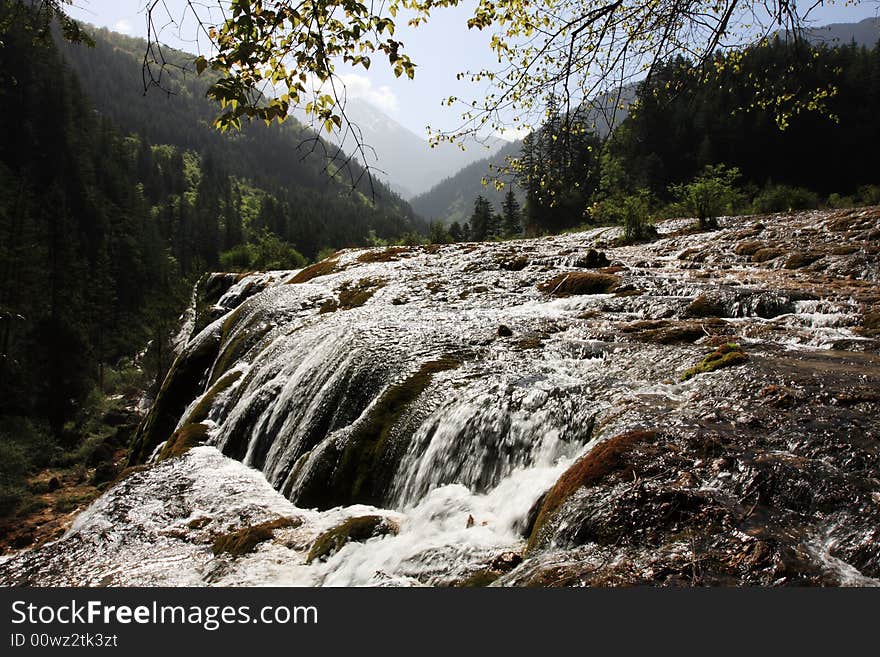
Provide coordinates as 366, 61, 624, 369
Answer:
1, 207, 879, 586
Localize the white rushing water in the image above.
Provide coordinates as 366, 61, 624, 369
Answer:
3, 208, 878, 586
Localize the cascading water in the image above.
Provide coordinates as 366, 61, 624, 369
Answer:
2, 207, 879, 587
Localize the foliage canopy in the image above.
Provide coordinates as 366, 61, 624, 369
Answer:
132, 0, 855, 143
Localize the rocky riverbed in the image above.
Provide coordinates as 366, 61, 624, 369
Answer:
2, 207, 878, 586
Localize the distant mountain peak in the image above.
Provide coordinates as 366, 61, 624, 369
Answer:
328, 97, 505, 199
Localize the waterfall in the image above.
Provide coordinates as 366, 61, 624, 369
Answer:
5, 208, 879, 587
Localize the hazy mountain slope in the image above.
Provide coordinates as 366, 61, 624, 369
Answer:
803, 16, 880, 48
56, 27, 417, 228
409, 139, 523, 223
338, 98, 506, 198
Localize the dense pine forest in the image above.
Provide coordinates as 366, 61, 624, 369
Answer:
0, 4, 422, 524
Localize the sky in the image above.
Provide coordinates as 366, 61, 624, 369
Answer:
65, 0, 880, 139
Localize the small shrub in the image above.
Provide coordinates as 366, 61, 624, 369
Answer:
752, 185, 819, 214
0, 418, 57, 514
394, 232, 427, 246
219, 229, 308, 272
857, 185, 880, 206
670, 164, 742, 229
622, 194, 658, 244
827, 193, 855, 210
315, 247, 339, 262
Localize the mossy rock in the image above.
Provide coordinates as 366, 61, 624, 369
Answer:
527, 429, 659, 553
185, 369, 243, 425
684, 295, 725, 318
734, 241, 764, 256
210, 321, 272, 386
537, 272, 619, 296
499, 256, 529, 271
855, 310, 880, 338
212, 517, 302, 557
751, 247, 784, 263
454, 551, 523, 586
573, 249, 610, 269
356, 247, 413, 263
621, 319, 727, 345
157, 423, 210, 461
306, 515, 399, 563
784, 252, 821, 270
680, 343, 748, 382
455, 569, 502, 587
514, 336, 546, 350
287, 257, 341, 283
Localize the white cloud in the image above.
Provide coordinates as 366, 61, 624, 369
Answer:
493, 126, 532, 142
337, 74, 399, 114
113, 18, 133, 34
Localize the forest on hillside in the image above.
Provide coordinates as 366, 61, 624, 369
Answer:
0, 4, 424, 522
434, 36, 880, 242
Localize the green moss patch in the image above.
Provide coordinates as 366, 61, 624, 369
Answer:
212, 517, 302, 557
306, 515, 399, 563
680, 343, 748, 382
346, 357, 460, 501
538, 272, 619, 296
527, 429, 658, 552
210, 322, 272, 385
320, 278, 387, 313
339, 278, 385, 308
157, 423, 210, 461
